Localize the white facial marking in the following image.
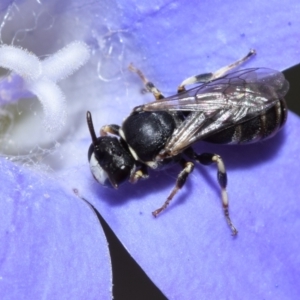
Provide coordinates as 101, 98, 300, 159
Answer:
89, 152, 108, 185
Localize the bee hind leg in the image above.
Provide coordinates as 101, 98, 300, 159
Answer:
178, 49, 256, 92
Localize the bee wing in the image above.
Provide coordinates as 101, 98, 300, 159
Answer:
142, 68, 289, 157
136, 68, 289, 114
161, 107, 242, 156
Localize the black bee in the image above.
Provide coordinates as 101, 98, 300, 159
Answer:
86, 50, 289, 235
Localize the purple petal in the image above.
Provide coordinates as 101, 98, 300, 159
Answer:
116, 0, 299, 85
0, 158, 112, 299
0, 1, 13, 13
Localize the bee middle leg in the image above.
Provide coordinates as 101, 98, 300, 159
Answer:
128, 63, 165, 100
152, 159, 194, 217
177, 49, 256, 92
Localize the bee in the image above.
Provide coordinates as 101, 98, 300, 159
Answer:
86, 50, 289, 235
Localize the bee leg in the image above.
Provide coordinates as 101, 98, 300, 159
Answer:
130, 164, 149, 184
100, 124, 120, 136
128, 63, 164, 100
152, 160, 194, 217
178, 49, 256, 92
188, 150, 238, 236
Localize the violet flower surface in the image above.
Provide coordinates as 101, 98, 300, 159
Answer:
0, 159, 111, 299
1, 0, 300, 299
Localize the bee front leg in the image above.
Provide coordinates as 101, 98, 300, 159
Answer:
100, 124, 120, 136
128, 63, 165, 100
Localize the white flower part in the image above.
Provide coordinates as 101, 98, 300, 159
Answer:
25, 78, 66, 131
0, 45, 41, 80
0, 41, 91, 131
42, 41, 90, 82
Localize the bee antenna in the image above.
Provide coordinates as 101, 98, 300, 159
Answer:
86, 111, 99, 145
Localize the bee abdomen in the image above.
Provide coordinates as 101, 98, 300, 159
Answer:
204, 99, 287, 144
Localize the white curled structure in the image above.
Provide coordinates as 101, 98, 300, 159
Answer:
0, 41, 90, 131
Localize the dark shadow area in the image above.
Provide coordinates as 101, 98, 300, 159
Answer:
284, 64, 300, 116
99, 214, 167, 300
75, 192, 167, 300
